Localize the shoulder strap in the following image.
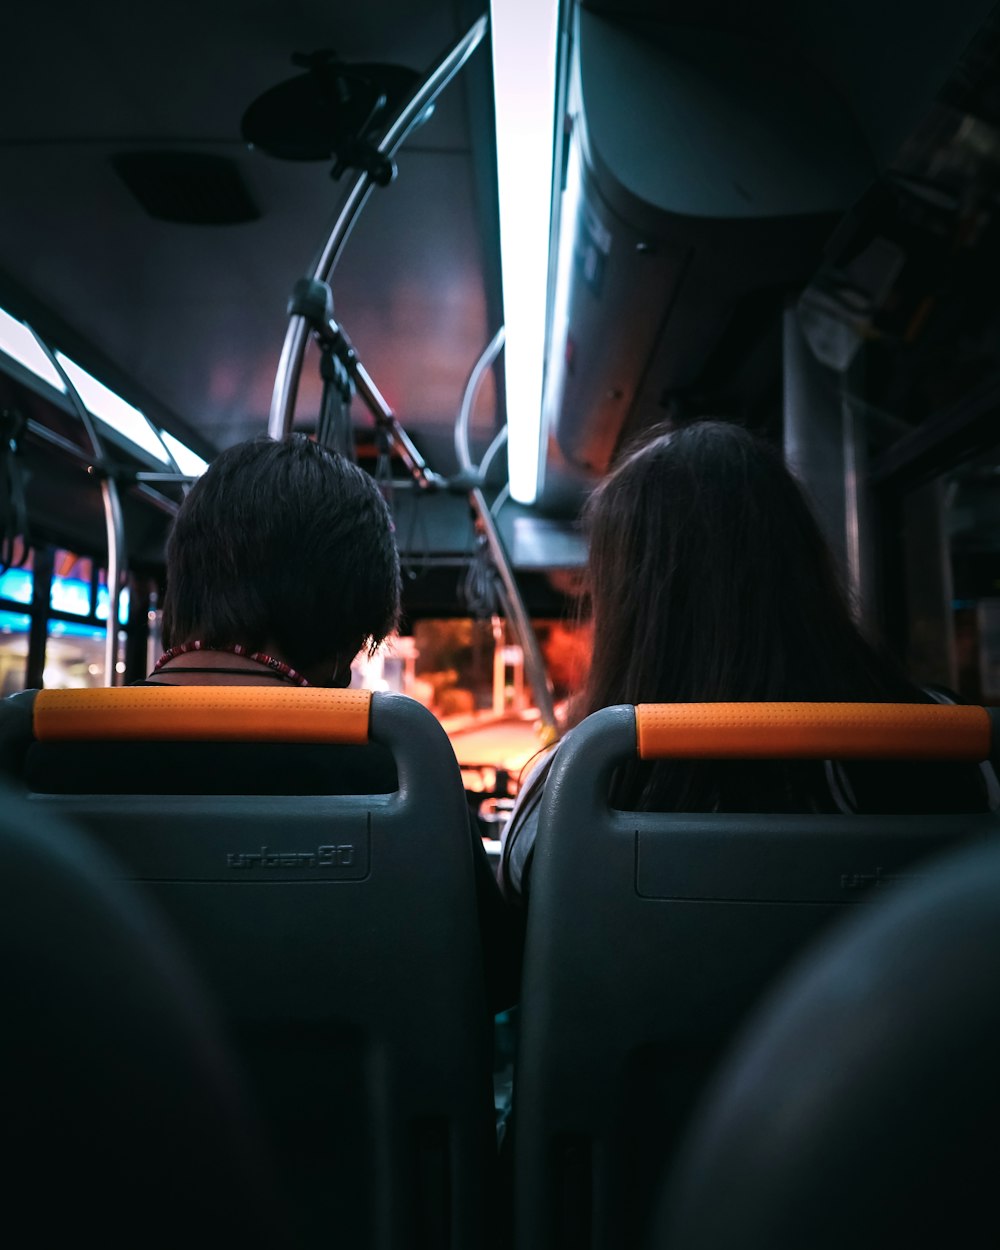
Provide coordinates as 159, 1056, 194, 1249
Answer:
824, 758, 858, 814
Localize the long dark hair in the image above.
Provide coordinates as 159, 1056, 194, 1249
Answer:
534, 421, 921, 814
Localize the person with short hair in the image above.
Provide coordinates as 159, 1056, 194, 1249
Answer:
149, 433, 521, 1009
152, 433, 400, 687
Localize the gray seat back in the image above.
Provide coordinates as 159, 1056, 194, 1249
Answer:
513, 701, 999, 1250
655, 831, 1000, 1249
1, 686, 494, 1250
0, 784, 283, 1246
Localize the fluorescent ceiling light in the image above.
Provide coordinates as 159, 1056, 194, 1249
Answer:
0, 306, 66, 393
490, 0, 560, 505
160, 430, 209, 477
543, 134, 583, 435
55, 352, 170, 465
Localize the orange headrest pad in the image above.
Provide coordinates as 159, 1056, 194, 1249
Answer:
635, 702, 990, 761
33, 686, 372, 744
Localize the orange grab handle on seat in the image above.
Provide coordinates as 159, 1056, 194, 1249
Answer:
635, 703, 991, 762
33, 687, 372, 744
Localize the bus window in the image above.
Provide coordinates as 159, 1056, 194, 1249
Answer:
0, 548, 131, 690
44, 620, 126, 689
0, 554, 34, 692
350, 615, 591, 811
0, 608, 30, 695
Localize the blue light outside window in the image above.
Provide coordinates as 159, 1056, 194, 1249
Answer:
0, 609, 31, 634
1, 568, 129, 626
95, 583, 130, 626
50, 576, 92, 616
47, 618, 107, 641
0, 567, 32, 606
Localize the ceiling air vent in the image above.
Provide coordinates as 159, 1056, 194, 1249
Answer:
111, 152, 260, 224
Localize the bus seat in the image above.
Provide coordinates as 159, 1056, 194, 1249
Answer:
512, 702, 1000, 1250
0, 687, 494, 1250
653, 830, 1000, 1250
0, 783, 283, 1247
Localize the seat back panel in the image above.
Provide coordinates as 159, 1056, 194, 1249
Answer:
514, 702, 999, 1250
32, 793, 377, 880
5, 688, 494, 1250
634, 812, 989, 901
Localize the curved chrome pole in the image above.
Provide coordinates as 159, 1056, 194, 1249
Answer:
29, 330, 127, 687
456, 331, 554, 730
30, 332, 108, 467
454, 330, 555, 729
455, 325, 505, 476
478, 425, 508, 482
353, 359, 446, 490
269, 14, 489, 438
99, 476, 126, 683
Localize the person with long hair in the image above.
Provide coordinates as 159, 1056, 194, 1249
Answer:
499, 420, 994, 903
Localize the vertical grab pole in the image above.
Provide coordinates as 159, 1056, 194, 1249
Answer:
469, 487, 558, 739
268, 15, 489, 438
30, 331, 127, 687
457, 327, 559, 738
328, 311, 558, 736
98, 476, 126, 684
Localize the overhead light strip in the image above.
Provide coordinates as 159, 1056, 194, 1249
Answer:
490, 0, 560, 505
54, 352, 170, 465
0, 305, 67, 393
159, 430, 209, 477
0, 305, 201, 476
543, 132, 583, 439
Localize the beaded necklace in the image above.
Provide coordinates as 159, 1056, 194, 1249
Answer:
152, 641, 311, 687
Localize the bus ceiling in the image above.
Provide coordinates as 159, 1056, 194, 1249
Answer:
0, 0, 997, 543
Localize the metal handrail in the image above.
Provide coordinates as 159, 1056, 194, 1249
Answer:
28, 331, 126, 688
456, 327, 557, 737
469, 486, 558, 739
269, 14, 489, 438
265, 12, 558, 736
455, 325, 505, 476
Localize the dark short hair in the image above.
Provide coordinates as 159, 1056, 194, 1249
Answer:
161, 434, 400, 669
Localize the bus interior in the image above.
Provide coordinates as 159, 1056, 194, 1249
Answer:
1, 0, 999, 1245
